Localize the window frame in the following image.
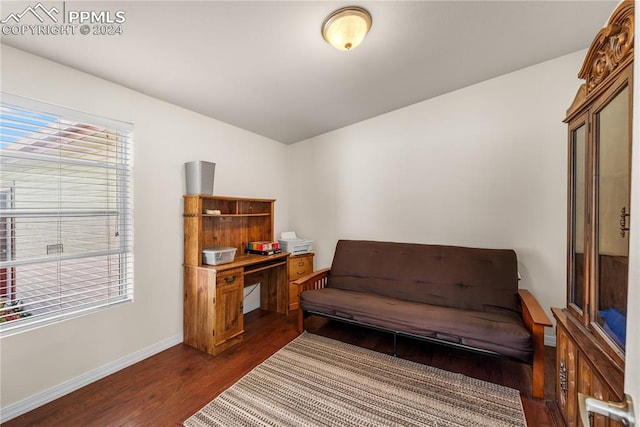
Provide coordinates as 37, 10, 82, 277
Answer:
0, 93, 134, 336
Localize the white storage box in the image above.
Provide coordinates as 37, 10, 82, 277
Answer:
278, 231, 313, 255
202, 246, 236, 265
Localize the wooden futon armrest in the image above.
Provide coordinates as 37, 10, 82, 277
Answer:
295, 268, 330, 332
293, 267, 331, 292
518, 289, 552, 399
519, 289, 552, 329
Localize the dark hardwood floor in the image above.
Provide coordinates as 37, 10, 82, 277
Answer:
4, 310, 562, 426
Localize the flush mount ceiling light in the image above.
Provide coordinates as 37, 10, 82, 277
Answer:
322, 6, 372, 51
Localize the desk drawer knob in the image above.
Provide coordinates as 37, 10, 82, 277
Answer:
224, 275, 236, 284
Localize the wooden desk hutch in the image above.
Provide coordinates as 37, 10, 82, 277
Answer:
183, 195, 289, 355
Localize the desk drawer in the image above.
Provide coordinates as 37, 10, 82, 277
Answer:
288, 254, 313, 280
288, 253, 314, 310
216, 268, 244, 288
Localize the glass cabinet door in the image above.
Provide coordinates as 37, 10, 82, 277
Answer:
569, 121, 587, 314
594, 84, 630, 351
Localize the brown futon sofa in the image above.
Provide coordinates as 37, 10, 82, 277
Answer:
296, 240, 552, 399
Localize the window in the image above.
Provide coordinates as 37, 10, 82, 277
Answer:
0, 93, 133, 335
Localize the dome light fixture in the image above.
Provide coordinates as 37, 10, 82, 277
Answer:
322, 6, 372, 51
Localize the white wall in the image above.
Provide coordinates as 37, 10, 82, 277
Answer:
0, 45, 289, 414
288, 51, 586, 343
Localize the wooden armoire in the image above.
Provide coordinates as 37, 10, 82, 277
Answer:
552, 1, 634, 426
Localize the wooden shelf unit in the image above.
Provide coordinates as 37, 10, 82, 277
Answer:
183, 195, 275, 267
183, 195, 288, 355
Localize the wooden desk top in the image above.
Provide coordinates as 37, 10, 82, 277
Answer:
202, 251, 290, 273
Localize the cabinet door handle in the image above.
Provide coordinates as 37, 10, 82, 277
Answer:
559, 360, 568, 395
224, 275, 236, 284
620, 206, 630, 237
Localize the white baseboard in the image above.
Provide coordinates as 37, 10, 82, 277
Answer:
0, 334, 183, 423
544, 333, 557, 347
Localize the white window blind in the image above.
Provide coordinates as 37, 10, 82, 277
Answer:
0, 93, 133, 336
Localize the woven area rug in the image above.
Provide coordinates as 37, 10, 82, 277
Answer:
184, 332, 527, 427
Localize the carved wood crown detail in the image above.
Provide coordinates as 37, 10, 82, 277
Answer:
579, 1, 634, 94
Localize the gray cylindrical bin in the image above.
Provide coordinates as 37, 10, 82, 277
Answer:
185, 161, 216, 195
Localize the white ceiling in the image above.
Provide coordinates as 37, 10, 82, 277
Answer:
1, 1, 618, 144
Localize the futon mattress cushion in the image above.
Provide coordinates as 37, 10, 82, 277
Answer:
300, 287, 533, 363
